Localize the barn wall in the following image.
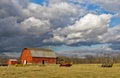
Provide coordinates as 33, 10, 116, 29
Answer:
20, 49, 32, 64
32, 57, 56, 64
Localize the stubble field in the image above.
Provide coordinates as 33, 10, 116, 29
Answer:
0, 64, 120, 78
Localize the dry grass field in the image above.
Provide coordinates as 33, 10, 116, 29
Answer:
0, 64, 120, 78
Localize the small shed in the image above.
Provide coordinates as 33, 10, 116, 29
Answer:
20, 48, 56, 64
8, 59, 18, 65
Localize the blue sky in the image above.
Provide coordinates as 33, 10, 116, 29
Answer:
30, 0, 49, 5
110, 17, 120, 27
0, 0, 120, 57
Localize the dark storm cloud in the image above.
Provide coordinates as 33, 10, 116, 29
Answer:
0, 17, 21, 37
0, 0, 29, 18
0, 0, 51, 52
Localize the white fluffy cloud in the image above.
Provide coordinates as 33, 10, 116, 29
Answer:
101, 25, 120, 43
21, 17, 51, 35
44, 13, 112, 45
27, 2, 86, 27
49, 0, 85, 4
97, 24, 120, 50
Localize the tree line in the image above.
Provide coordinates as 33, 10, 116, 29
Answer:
57, 52, 120, 64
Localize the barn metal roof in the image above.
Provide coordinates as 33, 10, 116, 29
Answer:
26, 48, 56, 58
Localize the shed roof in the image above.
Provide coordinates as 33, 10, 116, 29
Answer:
25, 48, 56, 58
9, 59, 18, 61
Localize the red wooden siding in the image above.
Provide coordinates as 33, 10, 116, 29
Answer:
32, 57, 56, 64
20, 49, 32, 64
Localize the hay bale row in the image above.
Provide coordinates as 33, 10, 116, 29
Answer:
59, 62, 72, 67
101, 63, 113, 67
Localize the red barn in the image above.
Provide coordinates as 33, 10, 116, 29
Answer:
8, 59, 18, 65
20, 48, 56, 64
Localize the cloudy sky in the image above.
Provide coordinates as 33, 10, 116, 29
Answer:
0, 0, 120, 57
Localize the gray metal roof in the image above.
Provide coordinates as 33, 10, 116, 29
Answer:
27, 48, 56, 58
9, 59, 18, 61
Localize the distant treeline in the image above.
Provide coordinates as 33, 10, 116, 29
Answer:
57, 53, 120, 64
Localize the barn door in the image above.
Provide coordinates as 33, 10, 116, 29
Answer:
42, 60, 45, 65
23, 60, 27, 64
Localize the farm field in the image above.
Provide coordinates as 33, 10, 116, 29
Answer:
0, 64, 120, 78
